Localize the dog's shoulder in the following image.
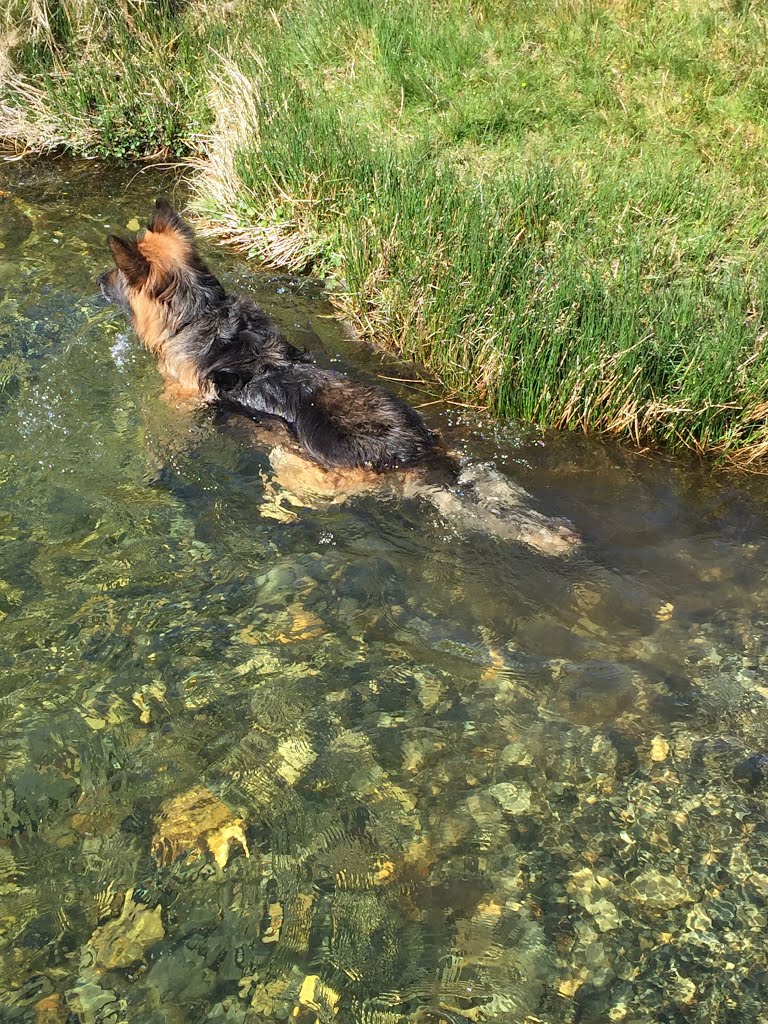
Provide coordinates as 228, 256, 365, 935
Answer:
238, 329, 312, 368
202, 302, 312, 391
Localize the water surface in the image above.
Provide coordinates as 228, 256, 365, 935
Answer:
1, 159, 767, 1024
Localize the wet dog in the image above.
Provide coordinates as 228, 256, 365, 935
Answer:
99, 199, 580, 555
99, 199, 441, 472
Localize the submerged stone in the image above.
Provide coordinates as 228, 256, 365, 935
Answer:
733, 753, 768, 790
152, 786, 249, 869
297, 974, 340, 1017
65, 983, 125, 1024
488, 782, 533, 815
650, 736, 670, 762
85, 890, 165, 971
629, 870, 691, 910
33, 994, 65, 1024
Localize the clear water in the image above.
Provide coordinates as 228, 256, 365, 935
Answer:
1, 159, 767, 1024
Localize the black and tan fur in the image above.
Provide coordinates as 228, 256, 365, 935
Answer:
99, 199, 580, 555
99, 199, 440, 472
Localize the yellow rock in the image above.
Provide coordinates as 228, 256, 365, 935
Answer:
375, 860, 395, 884
655, 601, 674, 622
132, 691, 152, 725
287, 602, 324, 640
558, 976, 584, 998
650, 736, 670, 762
297, 975, 340, 1016
475, 897, 503, 925
86, 890, 164, 970
152, 786, 248, 869
34, 994, 65, 1024
237, 624, 261, 646
276, 735, 317, 785
262, 901, 283, 944
481, 646, 506, 681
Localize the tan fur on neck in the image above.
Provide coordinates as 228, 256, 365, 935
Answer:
129, 290, 211, 400
131, 291, 167, 354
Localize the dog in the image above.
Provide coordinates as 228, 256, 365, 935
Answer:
99, 199, 580, 555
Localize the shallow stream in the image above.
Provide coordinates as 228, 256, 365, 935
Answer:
0, 160, 767, 1024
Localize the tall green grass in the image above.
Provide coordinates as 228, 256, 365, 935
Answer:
5, 0, 768, 463
1, 0, 219, 155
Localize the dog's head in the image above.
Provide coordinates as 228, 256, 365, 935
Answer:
99, 198, 225, 354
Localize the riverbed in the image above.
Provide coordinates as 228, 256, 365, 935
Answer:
0, 159, 766, 1024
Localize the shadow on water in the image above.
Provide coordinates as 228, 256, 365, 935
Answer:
0, 158, 767, 1023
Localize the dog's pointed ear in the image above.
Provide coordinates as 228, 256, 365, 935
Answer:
148, 197, 194, 239
108, 235, 150, 286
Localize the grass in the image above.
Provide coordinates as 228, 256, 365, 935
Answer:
4, 0, 768, 464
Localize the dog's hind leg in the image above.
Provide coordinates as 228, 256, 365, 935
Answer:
260, 446, 386, 519
411, 463, 581, 556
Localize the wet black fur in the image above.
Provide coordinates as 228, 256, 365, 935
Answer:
101, 199, 443, 472
199, 324, 442, 471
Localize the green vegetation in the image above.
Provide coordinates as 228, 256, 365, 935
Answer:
4, 0, 768, 463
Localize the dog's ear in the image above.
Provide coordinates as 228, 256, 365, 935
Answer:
108, 235, 150, 287
148, 197, 194, 240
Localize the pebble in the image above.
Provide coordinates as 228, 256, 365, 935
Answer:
650, 736, 670, 762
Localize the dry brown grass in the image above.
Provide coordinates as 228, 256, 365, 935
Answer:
189, 56, 326, 272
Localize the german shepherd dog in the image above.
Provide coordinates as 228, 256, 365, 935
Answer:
99, 199, 579, 555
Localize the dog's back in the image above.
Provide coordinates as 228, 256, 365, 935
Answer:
208, 328, 442, 471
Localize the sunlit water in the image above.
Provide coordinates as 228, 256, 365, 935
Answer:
1, 160, 767, 1024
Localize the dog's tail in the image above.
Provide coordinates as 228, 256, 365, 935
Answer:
413, 461, 581, 557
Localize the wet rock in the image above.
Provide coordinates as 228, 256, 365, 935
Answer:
567, 868, 622, 932
555, 661, 641, 727
629, 870, 691, 910
488, 782, 533, 815
465, 791, 503, 827
85, 890, 165, 971
454, 896, 504, 963
415, 670, 443, 710
152, 786, 249, 869
240, 977, 291, 1016
669, 973, 697, 1005
650, 736, 670, 762
34, 994, 66, 1024
501, 740, 534, 767
261, 900, 284, 944
275, 734, 317, 785
655, 601, 674, 622
558, 975, 584, 999
131, 682, 167, 725
65, 982, 125, 1024
146, 946, 213, 1003
297, 974, 340, 1017
606, 729, 639, 776
12, 765, 78, 830
206, 999, 249, 1024
17, 912, 70, 951
733, 753, 768, 790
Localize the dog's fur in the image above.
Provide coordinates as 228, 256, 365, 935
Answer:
99, 198, 580, 556
99, 199, 441, 473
